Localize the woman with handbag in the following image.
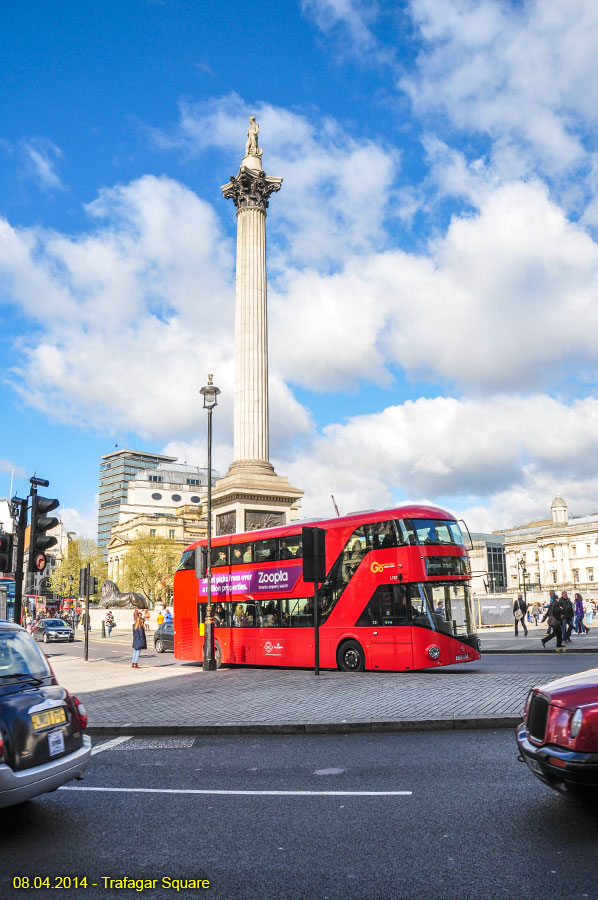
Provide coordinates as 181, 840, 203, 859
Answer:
513, 594, 528, 636
541, 595, 564, 648
131, 612, 147, 668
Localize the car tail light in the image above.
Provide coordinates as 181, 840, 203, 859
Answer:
73, 696, 88, 729
0, 735, 4, 762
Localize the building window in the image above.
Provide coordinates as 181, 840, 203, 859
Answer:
169, 529, 175, 539
572, 568, 579, 582
186, 478, 200, 485
551, 548, 555, 559
551, 571, 557, 583
151, 493, 162, 500
588, 568, 594, 582
190, 496, 201, 503
534, 551, 539, 561
149, 475, 163, 482
149, 529, 156, 536
171, 494, 182, 502
587, 544, 591, 554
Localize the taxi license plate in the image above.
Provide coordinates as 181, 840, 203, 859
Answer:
31, 707, 67, 731
455, 653, 469, 660
525, 756, 544, 777
48, 730, 65, 757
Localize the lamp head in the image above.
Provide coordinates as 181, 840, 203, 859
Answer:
200, 374, 221, 410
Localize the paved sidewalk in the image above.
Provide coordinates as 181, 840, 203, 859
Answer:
479, 624, 598, 652
48, 650, 598, 737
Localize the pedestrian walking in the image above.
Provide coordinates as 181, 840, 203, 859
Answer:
532, 603, 540, 626
574, 593, 588, 634
560, 591, 574, 643
131, 613, 147, 668
513, 594, 528, 636
143, 608, 151, 632
105, 610, 115, 637
585, 598, 595, 628
156, 609, 164, 628
541, 595, 564, 648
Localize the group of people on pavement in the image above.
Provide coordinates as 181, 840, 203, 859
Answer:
513, 591, 595, 648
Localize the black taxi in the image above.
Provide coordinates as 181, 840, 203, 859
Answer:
0, 620, 91, 808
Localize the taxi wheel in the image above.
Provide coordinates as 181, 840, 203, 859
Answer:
337, 639, 365, 672
43, 633, 49, 643
155, 639, 165, 653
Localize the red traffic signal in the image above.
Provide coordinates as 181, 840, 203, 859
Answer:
28, 495, 60, 572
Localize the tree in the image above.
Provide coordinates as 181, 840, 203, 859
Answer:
48, 538, 105, 599
120, 534, 180, 603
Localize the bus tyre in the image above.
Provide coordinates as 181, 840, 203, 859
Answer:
155, 639, 165, 653
215, 640, 222, 669
337, 640, 365, 672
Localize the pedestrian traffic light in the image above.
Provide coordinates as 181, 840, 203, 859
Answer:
302, 526, 326, 583
28, 495, 60, 572
0, 533, 14, 573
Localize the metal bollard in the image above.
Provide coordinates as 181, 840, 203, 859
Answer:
101, 621, 106, 639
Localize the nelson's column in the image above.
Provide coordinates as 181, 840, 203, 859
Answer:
211, 116, 303, 535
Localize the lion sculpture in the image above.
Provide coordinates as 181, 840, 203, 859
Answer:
98, 580, 148, 609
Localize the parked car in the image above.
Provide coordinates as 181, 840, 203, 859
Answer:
154, 621, 174, 653
0, 621, 91, 808
31, 618, 75, 643
517, 667, 598, 797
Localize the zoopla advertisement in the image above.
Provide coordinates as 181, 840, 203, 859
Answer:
198, 564, 303, 597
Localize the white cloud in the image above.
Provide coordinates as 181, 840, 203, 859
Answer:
21, 138, 64, 191
403, 0, 598, 177
283, 393, 598, 531
300, 0, 391, 63
61, 502, 98, 540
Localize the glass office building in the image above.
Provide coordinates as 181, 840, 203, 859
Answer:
98, 449, 176, 556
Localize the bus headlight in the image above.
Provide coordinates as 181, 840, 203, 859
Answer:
570, 708, 583, 738
427, 645, 441, 660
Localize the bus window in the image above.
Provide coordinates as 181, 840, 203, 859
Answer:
397, 520, 417, 545
231, 602, 255, 626
412, 520, 461, 546
257, 598, 280, 626
213, 602, 229, 626
230, 547, 244, 565
284, 597, 313, 627
212, 547, 229, 567
356, 585, 409, 627
176, 549, 195, 571
278, 537, 302, 559
254, 539, 277, 563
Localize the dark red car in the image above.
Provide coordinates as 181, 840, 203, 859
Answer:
517, 667, 598, 796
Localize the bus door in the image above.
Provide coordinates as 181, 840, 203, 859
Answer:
357, 585, 413, 671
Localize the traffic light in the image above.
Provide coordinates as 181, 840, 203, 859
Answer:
90, 576, 99, 596
28, 495, 60, 572
302, 526, 326, 583
79, 567, 88, 596
195, 546, 208, 579
0, 533, 14, 573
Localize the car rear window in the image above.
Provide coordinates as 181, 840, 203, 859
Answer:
0, 630, 53, 679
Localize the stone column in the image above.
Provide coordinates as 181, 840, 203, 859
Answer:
222, 155, 282, 474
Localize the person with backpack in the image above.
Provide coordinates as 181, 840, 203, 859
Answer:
541, 594, 564, 648
560, 591, 574, 644
513, 594, 528, 636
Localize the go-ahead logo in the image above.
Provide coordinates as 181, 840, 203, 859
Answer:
370, 560, 395, 574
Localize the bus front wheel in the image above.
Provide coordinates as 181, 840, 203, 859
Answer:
337, 640, 365, 672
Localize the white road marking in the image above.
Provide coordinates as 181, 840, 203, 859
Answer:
91, 736, 131, 755
59, 786, 411, 796
313, 768, 345, 775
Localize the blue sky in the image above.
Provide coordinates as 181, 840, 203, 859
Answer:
2, 0, 598, 537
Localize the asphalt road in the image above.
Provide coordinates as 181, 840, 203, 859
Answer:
46, 633, 598, 679
2, 731, 597, 900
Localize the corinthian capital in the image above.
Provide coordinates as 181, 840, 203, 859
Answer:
221, 167, 283, 213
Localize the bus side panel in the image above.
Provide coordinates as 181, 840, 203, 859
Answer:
411, 626, 476, 669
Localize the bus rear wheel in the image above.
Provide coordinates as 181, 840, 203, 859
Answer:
337, 640, 365, 672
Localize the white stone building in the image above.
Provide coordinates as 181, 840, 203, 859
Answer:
503, 497, 598, 595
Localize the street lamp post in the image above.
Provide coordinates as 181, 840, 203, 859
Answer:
200, 374, 221, 672
519, 557, 528, 607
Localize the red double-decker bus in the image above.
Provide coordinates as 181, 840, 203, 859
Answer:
173, 504, 481, 672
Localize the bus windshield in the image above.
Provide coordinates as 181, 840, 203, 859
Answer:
357, 582, 475, 637
410, 519, 463, 546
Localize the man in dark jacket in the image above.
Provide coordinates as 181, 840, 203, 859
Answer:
541, 595, 564, 648
560, 591, 574, 643
513, 593, 528, 636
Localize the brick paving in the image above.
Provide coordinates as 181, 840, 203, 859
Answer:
48, 652, 557, 734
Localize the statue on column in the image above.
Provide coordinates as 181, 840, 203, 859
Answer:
245, 116, 263, 159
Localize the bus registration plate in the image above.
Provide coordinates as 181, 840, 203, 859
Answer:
455, 653, 469, 660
